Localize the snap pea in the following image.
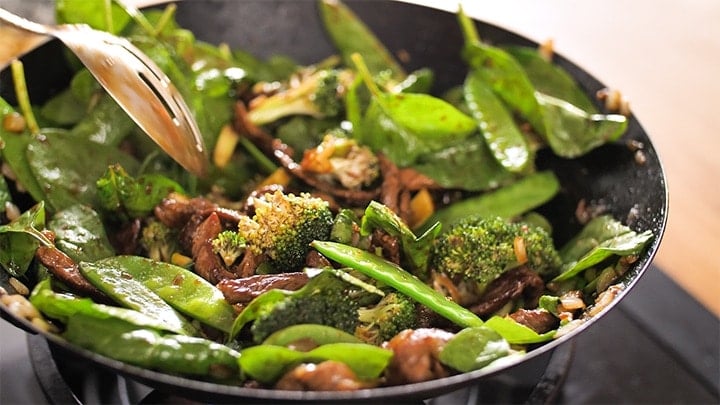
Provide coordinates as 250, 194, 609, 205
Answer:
318, 0, 406, 82
484, 316, 555, 344
438, 326, 510, 373
417, 171, 560, 233
239, 342, 392, 384
84, 255, 236, 333
311, 241, 484, 328
30, 279, 181, 334
48, 204, 115, 263
63, 314, 240, 380
262, 324, 362, 346
79, 260, 198, 336
464, 70, 531, 173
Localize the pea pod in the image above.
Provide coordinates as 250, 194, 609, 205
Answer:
30, 279, 180, 333
48, 204, 115, 263
79, 260, 198, 336
484, 316, 555, 344
63, 314, 240, 380
239, 342, 392, 384
318, 0, 406, 82
263, 324, 362, 346
438, 326, 510, 373
417, 171, 560, 233
311, 241, 484, 328
464, 70, 531, 173
87, 255, 236, 333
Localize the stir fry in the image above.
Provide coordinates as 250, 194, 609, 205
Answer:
0, 0, 653, 391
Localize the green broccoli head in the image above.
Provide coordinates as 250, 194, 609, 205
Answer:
356, 292, 418, 345
250, 270, 363, 343
430, 216, 562, 289
211, 230, 246, 267
140, 218, 179, 262
238, 190, 334, 272
246, 68, 350, 126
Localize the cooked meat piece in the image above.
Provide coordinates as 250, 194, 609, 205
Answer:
304, 249, 331, 269
508, 308, 559, 334
109, 218, 141, 255
469, 266, 546, 317
383, 328, 454, 385
191, 212, 237, 284
231, 249, 263, 278
154, 193, 217, 229
216, 272, 309, 305
378, 154, 439, 224
371, 229, 401, 265
35, 246, 108, 302
274, 361, 373, 391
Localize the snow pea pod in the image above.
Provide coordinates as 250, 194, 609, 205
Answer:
319, 0, 406, 82
262, 324, 362, 346
464, 70, 531, 173
63, 314, 240, 380
48, 204, 115, 263
311, 241, 484, 329
30, 279, 181, 334
438, 326, 510, 373
79, 260, 198, 336
239, 342, 392, 384
86, 255, 236, 333
417, 171, 560, 234
484, 316, 555, 344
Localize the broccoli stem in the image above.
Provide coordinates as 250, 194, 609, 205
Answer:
311, 241, 484, 329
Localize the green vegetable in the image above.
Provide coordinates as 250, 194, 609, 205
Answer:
311, 241, 484, 328
84, 256, 236, 333
233, 268, 375, 343
417, 171, 560, 233
211, 230, 247, 267
0, 202, 52, 277
263, 324, 362, 346
318, 0, 406, 82
139, 218, 179, 263
464, 70, 531, 173
79, 260, 198, 336
30, 279, 179, 333
438, 326, 510, 372
96, 164, 184, 218
246, 68, 347, 126
484, 315, 555, 344
360, 200, 441, 278
239, 342, 392, 384
238, 190, 334, 272
68, 94, 136, 145
554, 215, 654, 281
356, 292, 418, 345
430, 216, 561, 289
48, 204, 115, 263
63, 314, 240, 380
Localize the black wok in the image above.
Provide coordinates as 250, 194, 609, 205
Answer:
0, 0, 668, 402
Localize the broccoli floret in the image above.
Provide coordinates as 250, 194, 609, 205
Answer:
250, 269, 366, 343
238, 190, 333, 272
140, 218, 179, 263
246, 68, 350, 126
355, 292, 418, 345
430, 216, 562, 290
211, 230, 246, 267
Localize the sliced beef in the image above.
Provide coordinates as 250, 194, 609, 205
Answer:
35, 246, 108, 302
508, 308, 559, 334
382, 328, 454, 385
216, 272, 309, 305
190, 212, 237, 284
469, 266, 546, 317
274, 361, 373, 391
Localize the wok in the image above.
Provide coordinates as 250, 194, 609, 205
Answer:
0, 0, 668, 402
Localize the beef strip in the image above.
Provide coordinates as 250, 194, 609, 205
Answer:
382, 328, 454, 385
190, 212, 237, 284
509, 308, 559, 334
35, 246, 109, 302
216, 272, 309, 305
469, 266, 546, 317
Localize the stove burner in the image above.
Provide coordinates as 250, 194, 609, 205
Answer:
26, 333, 573, 404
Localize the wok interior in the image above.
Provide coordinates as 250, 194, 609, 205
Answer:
0, 0, 667, 401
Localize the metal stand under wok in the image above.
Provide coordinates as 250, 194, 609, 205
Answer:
26, 333, 574, 405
